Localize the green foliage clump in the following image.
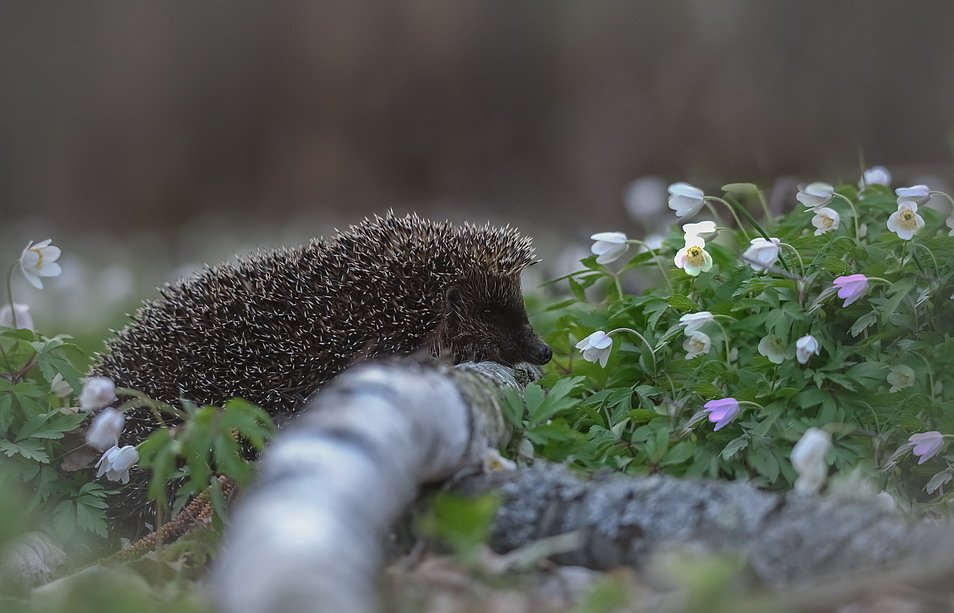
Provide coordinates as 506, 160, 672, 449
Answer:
0, 326, 273, 547
519, 183, 954, 509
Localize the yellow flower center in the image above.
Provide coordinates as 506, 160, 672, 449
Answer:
686, 246, 705, 265
899, 209, 917, 229
30, 247, 44, 269
821, 215, 834, 229
689, 339, 706, 352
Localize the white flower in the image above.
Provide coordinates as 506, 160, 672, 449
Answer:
886, 201, 925, 241
79, 377, 116, 411
679, 311, 713, 333
85, 408, 125, 451
895, 185, 930, 205
758, 334, 786, 364
590, 232, 629, 265
481, 448, 517, 473
642, 233, 664, 251
624, 176, 668, 219
791, 428, 831, 495
95, 445, 139, 484
947, 215, 954, 237
796, 182, 834, 209
0, 303, 33, 331
50, 374, 72, 398
810, 207, 840, 236
19, 240, 62, 290
743, 237, 781, 272
575, 331, 613, 368
673, 236, 713, 277
682, 221, 717, 240
887, 365, 915, 393
859, 166, 891, 188
667, 182, 706, 218
795, 334, 820, 365
683, 331, 711, 359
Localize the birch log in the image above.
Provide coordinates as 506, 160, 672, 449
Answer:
450, 463, 953, 585
213, 360, 954, 612
212, 361, 521, 613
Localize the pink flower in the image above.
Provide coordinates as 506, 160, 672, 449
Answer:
703, 397, 740, 431
832, 274, 869, 307
909, 431, 944, 465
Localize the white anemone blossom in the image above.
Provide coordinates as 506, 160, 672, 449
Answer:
796, 182, 834, 209
79, 377, 116, 411
50, 374, 73, 399
887, 365, 915, 393
682, 221, 717, 240
85, 408, 126, 451
758, 334, 786, 364
795, 334, 820, 365
743, 237, 781, 272
481, 448, 517, 473
791, 428, 831, 495
895, 185, 930, 205
575, 331, 613, 368
667, 182, 706, 218
858, 166, 891, 188
673, 235, 713, 277
589, 232, 629, 265
678, 311, 713, 333
887, 201, 925, 241
683, 331, 711, 359
95, 445, 139, 484
0, 303, 33, 331
810, 207, 840, 236
19, 239, 63, 289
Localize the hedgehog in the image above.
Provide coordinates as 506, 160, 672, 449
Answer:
92, 212, 551, 526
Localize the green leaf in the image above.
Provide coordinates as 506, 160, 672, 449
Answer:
419, 493, 499, 560
747, 446, 780, 482
0, 438, 49, 463
667, 294, 695, 313
17, 411, 86, 441
721, 437, 749, 460
849, 312, 878, 337
659, 441, 694, 466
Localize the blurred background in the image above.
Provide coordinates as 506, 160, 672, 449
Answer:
2, 0, 954, 347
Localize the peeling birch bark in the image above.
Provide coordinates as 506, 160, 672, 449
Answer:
213, 361, 520, 613
451, 463, 954, 585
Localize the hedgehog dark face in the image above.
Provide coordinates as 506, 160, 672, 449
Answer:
441, 274, 552, 366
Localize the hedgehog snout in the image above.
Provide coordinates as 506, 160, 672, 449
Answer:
525, 336, 553, 365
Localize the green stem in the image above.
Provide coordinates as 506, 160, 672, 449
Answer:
912, 243, 940, 276
930, 190, 954, 211
702, 200, 725, 224
711, 319, 733, 370
779, 243, 805, 276
833, 193, 862, 246
912, 352, 937, 405
705, 197, 750, 240
612, 273, 624, 302
606, 327, 657, 374
722, 193, 792, 273
116, 387, 185, 420
5, 262, 18, 329
755, 187, 774, 223
625, 240, 673, 292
